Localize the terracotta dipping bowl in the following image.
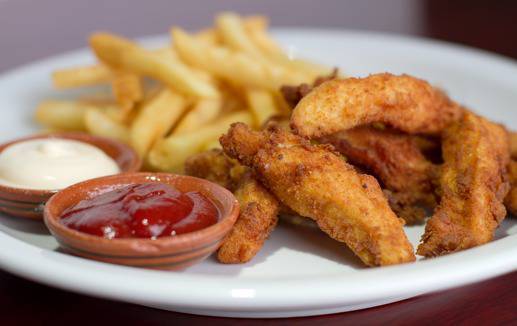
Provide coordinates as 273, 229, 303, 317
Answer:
0, 132, 141, 219
44, 172, 240, 270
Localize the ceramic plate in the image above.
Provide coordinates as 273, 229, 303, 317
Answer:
0, 29, 516, 318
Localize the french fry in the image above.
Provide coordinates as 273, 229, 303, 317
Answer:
173, 98, 222, 135
84, 109, 130, 143
79, 96, 130, 122
202, 139, 222, 151
34, 100, 89, 130
215, 12, 268, 64
172, 28, 309, 90
219, 82, 247, 113
151, 47, 178, 60
111, 70, 143, 114
243, 15, 268, 31
148, 111, 253, 172
245, 21, 332, 79
130, 89, 188, 156
89, 32, 219, 98
245, 88, 277, 127
196, 28, 220, 45
52, 64, 112, 89
271, 89, 293, 117
37, 13, 335, 176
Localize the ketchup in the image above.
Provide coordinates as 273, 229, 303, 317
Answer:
60, 183, 219, 239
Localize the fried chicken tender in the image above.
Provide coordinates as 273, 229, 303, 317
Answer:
280, 68, 339, 108
504, 160, 517, 216
510, 131, 517, 159
417, 112, 510, 257
184, 149, 279, 264
290, 73, 463, 138
220, 122, 416, 266
217, 172, 279, 263
320, 126, 438, 224
184, 148, 245, 190
504, 133, 517, 215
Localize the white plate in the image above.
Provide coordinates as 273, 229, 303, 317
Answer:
0, 28, 516, 318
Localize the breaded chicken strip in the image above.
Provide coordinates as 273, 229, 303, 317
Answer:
185, 149, 279, 264
281, 78, 439, 224
510, 131, 517, 158
184, 149, 245, 190
220, 123, 416, 266
504, 160, 517, 216
290, 73, 463, 138
320, 126, 438, 224
417, 113, 510, 257
217, 172, 279, 263
504, 133, 517, 215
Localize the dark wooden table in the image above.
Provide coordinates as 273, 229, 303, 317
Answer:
1, 1, 517, 324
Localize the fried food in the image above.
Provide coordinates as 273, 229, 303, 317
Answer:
185, 149, 279, 264
148, 111, 253, 172
280, 77, 438, 224
89, 32, 219, 98
320, 126, 438, 224
280, 68, 338, 108
218, 172, 279, 263
510, 131, 517, 159
417, 112, 510, 257
184, 149, 245, 190
507, 133, 517, 215
220, 122, 416, 266
52, 64, 112, 89
504, 160, 517, 216
290, 73, 463, 138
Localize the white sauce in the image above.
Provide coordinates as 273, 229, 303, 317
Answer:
0, 139, 120, 190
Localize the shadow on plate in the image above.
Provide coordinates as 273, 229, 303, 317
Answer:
494, 216, 517, 239
0, 213, 50, 235
187, 217, 365, 275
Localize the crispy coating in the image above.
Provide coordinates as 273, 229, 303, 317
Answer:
506, 133, 517, 215
220, 123, 416, 266
504, 160, 517, 216
290, 73, 463, 138
384, 190, 430, 225
417, 113, 510, 257
184, 148, 245, 190
217, 172, 279, 263
320, 126, 438, 224
280, 68, 338, 108
510, 132, 517, 159
184, 149, 279, 264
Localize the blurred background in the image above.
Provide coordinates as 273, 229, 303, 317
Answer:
1, 0, 516, 72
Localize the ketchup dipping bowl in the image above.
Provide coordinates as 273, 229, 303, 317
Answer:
43, 172, 240, 270
0, 132, 141, 219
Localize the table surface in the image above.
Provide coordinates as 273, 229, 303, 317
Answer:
1, 0, 517, 324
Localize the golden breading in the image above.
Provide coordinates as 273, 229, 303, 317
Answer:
320, 126, 438, 224
290, 73, 463, 138
184, 149, 279, 264
510, 132, 517, 159
417, 112, 510, 257
184, 148, 245, 189
217, 172, 279, 263
220, 122, 416, 266
507, 133, 517, 216
504, 160, 517, 216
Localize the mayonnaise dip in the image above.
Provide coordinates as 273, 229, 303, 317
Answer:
0, 138, 120, 190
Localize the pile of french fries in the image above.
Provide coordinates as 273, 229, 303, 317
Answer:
35, 12, 331, 172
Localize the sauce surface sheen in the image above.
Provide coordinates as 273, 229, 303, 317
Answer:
60, 183, 219, 239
